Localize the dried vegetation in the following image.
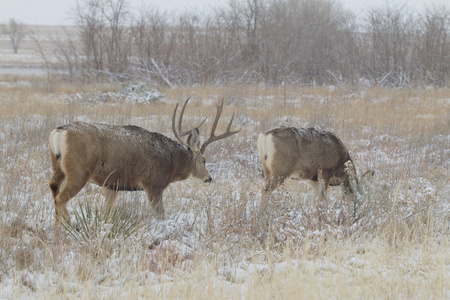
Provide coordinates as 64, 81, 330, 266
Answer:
0, 78, 448, 298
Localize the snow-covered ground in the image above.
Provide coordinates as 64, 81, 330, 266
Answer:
0, 82, 448, 298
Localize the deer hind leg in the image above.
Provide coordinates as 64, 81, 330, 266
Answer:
49, 168, 65, 199
49, 151, 65, 198
146, 188, 165, 219
260, 175, 285, 216
261, 162, 271, 179
54, 172, 90, 220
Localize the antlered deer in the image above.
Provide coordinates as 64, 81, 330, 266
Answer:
258, 126, 372, 214
48, 98, 239, 220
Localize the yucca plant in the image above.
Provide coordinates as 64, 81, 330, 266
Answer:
60, 201, 147, 251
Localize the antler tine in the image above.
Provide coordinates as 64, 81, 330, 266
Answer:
208, 98, 224, 138
177, 97, 192, 137
200, 99, 240, 154
172, 97, 207, 145
172, 103, 185, 144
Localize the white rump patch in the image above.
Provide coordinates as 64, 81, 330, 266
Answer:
257, 133, 276, 169
49, 129, 68, 157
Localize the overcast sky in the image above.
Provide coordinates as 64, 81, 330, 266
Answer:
0, 0, 449, 26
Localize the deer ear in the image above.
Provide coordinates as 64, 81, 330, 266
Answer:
187, 128, 201, 151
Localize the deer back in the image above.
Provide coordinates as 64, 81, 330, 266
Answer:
51, 121, 194, 191
259, 126, 352, 184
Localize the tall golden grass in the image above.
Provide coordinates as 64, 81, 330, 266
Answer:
0, 78, 448, 299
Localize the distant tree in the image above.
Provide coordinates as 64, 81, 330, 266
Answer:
364, 4, 415, 86
414, 6, 450, 86
6, 19, 26, 53
50, 0, 450, 86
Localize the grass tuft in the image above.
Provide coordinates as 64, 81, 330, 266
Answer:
60, 201, 147, 258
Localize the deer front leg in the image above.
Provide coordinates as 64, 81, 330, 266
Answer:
146, 188, 165, 219
103, 187, 119, 211
308, 170, 329, 201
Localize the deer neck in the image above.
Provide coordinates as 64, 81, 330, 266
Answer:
171, 145, 195, 183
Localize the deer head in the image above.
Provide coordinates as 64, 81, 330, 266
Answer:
171, 97, 240, 183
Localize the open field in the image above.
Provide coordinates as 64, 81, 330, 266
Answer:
0, 76, 449, 298
0, 25, 449, 298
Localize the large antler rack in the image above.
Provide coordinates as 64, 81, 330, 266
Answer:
172, 97, 206, 145
200, 98, 240, 154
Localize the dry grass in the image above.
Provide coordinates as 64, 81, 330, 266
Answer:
0, 79, 448, 299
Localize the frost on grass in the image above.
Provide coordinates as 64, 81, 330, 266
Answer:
115, 82, 166, 104
0, 86, 449, 299
67, 82, 166, 104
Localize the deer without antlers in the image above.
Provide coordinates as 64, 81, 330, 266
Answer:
258, 126, 373, 215
48, 98, 239, 220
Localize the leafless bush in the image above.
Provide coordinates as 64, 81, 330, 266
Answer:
414, 5, 450, 86
48, 0, 450, 87
54, 0, 133, 81
362, 4, 416, 86
3, 19, 26, 54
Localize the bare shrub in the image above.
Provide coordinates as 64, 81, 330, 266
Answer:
3, 19, 26, 54
44, 0, 450, 87
414, 5, 450, 86
363, 4, 416, 86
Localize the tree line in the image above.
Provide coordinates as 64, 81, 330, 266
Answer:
50, 0, 450, 87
